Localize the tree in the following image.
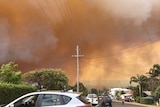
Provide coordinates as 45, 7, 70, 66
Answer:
153, 85, 160, 102
101, 87, 109, 96
130, 74, 148, 97
23, 68, 69, 90
148, 64, 160, 78
127, 86, 139, 101
91, 88, 98, 95
72, 82, 88, 96
148, 77, 160, 91
0, 61, 22, 84
147, 64, 160, 91
115, 90, 121, 100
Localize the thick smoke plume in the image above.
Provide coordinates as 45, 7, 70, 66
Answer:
0, 0, 160, 88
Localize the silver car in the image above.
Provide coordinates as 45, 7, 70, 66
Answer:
4, 91, 91, 107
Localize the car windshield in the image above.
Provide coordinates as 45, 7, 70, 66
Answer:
87, 94, 97, 98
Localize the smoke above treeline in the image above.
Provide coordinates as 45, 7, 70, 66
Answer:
0, 0, 160, 88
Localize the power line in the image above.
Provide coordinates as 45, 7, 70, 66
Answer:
81, 59, 134, 77
34, 0, 58, 30
85, 38, 160, 60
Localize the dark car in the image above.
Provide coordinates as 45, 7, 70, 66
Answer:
98, 96, 112, 107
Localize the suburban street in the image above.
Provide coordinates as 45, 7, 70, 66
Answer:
94, 101, 156, 107
112, 102, 151, 107
110, 102, 155, 107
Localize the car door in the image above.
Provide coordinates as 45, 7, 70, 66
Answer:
6, 94, 40, 107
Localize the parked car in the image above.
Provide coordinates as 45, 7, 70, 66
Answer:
97, 96, 112, 107
86, 94, 98, 106
3, 91, 91, 107
124, 96, 134, 102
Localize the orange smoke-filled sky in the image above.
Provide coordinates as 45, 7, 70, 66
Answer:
0, 0, 160, 88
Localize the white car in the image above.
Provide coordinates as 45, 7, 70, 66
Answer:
86, 94, 98, 106
4, 91, 91, 107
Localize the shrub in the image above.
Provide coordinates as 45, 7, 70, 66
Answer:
140, 97, 154, 105
135, 96, 141, 103
0, 82, 36, 104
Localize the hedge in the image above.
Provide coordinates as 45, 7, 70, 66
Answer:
0, 82, 37, 105
140, 97, 154, 105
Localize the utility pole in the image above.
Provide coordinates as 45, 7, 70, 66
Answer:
72, 45, 84, 92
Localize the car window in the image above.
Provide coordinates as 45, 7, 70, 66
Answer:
87, 94, 97, 98
14, 94, 38, 107
87, 94, 92, 98
77, 95, 90, 104
41, 94, 62, 106
62, 95, 71, 104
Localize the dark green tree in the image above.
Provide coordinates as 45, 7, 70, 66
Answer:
23, 68, 69, 90
153, 85, 160, 102
91, 88, 98, 95
130, 74, 148, 97
127, 86, 139, 101
101, 87, 109, 95
148, 64, 160, 78
115, 90, 121, 100
0, 61, 22, 84
146, 64, 160, 92
72, 82, 88, 96
148, 77, 160, 91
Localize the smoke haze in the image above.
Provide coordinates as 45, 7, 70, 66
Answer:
0, 0, 160, 88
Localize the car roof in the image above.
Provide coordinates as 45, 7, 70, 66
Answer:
25, 91, 81, 97
87, 94, 96, 95
87, 94, 97, 96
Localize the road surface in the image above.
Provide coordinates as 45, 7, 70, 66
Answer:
111, 101, 155, 107
95, 101, 155, 107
